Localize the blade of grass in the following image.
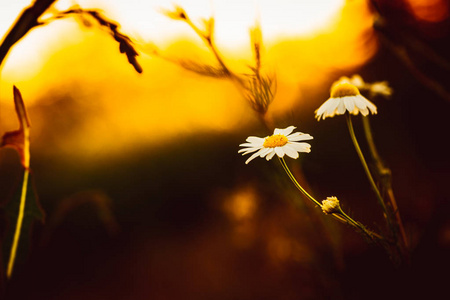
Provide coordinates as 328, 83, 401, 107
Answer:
6, 169, 29, 279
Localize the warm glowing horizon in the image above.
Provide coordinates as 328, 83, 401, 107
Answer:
1, 0, 346, 83
0, 0, 377, 159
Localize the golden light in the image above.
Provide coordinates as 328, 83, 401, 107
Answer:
220, 184, 258, 248
1, 0, 347, 84
0, 0, 377, 159
102, 0, 346, 48
222, 185, 258, 221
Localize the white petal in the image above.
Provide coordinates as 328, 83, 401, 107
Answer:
359, 107, 369, 116
239, 142, 258, 148
282, 145, 299, 159
317, 98, 342, 120
315, 98, 335, 120
343, 97, 355, 112
288, 133, 313, 142
285, 132, 302, 138
238, 147, 251, 154
246, 136, 265, 145
326, 98, 341, 114
315, 108, 324, 120
275, 147, 285, 157
365, 99, 377, 114
266, 150, 276, 161
314, 107, 323, 119
289, 142, 311, 153
259, 147, 272, 158
239, 147, 262, 155
353, 95, 373, 113
336, 99, 346, 114
278, 126, 296, 136
349, 106, 359, 115
245, 148, 266, 164
349, 96, 364, 115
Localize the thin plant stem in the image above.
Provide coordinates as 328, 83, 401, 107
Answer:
181, 16, 254, 99
6, 169, 29, 279
184, 18, 235, 80
277, 157, 383, 241
362, 116, 409, 250
338, 207, 383, 241
0, 0, 56, 67
345, 114, 389, 218
278, 157, 321, 206
161, 8, 273, 127
361, 116, 385, 169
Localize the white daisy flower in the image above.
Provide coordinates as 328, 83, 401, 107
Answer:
238, 126, 313, 164
315, 82, 377, 120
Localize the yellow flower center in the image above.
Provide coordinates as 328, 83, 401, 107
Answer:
330, 83, 360, 98
263, 134, 288, 148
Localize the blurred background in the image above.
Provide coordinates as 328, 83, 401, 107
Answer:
0, 0, 449, 299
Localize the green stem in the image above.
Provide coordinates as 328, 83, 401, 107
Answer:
338, 207, 383, 240
7, 168, 29, 279
338, 209, 360, 228
278, 157, 321, 207
278, 157, 383, 242
361, 116, 384, 169
345, 114, 389, 218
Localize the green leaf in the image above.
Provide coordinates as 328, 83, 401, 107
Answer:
2, 171, 45, 277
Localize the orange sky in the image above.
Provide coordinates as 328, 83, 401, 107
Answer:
0, 0, 378, 160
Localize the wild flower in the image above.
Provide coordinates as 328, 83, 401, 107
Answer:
239, 126, 382, 243
313, 78, 408, 262
315, 82, 377, 120
238, 126, 313, 164
321, 197, 341, 214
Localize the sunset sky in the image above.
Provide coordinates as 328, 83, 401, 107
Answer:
0, 0, 377, 160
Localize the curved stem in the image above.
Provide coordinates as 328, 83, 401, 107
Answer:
278, 157, 383, 242
345, 114, 389, 218
278, 157, 321, 207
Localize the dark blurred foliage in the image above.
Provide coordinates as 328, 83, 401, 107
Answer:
1, 0, 450, 299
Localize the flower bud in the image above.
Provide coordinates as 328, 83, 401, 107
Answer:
321, 196, 341, 214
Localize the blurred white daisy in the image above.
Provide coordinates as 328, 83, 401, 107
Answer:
370, 81, 392, 97
239, 126, 313, 164
335, 74, 392, 98
315, 82, 377, 120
